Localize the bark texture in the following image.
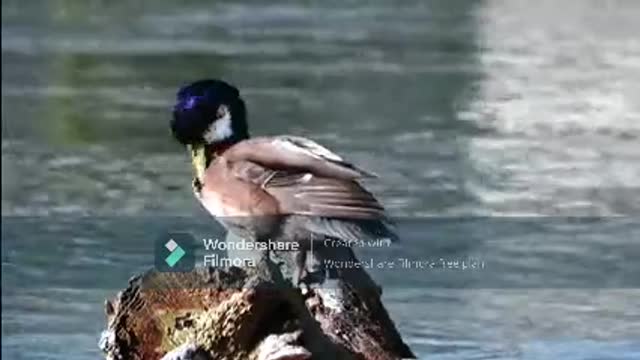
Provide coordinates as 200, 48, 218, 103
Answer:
100, 250, 415, 360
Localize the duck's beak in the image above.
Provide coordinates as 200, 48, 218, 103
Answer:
188, 144, 207, 186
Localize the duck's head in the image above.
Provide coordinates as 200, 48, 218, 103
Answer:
171, 79, 248, 185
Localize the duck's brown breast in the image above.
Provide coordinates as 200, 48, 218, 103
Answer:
198, 157, 280, 217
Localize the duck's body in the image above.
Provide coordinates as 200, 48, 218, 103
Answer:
170, 80, 396, 284
198, 136, 383, 216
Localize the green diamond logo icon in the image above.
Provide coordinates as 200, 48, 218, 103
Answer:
164, 239, 186, 267
156, 232, 195, 272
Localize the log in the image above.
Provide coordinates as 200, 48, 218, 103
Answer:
99, 247, 415, 360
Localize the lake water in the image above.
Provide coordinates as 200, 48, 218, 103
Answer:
2, 0, 640, 359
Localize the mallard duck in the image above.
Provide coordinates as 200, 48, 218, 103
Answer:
170, 79, 396, 285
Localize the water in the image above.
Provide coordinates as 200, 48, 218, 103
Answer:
2, 0, 640, 359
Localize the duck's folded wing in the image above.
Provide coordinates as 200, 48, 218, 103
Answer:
268, 172, 385, 219
224, 136, 376, 180
231, 161, 397, 241
230, 159, 384, 220
225, 136, 395, 240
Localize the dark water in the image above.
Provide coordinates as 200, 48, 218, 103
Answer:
2, 0, 640, 359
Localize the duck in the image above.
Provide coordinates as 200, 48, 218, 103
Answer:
170, 79, 397, 285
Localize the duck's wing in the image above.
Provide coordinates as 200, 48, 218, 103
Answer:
225, 135, 397, 240
267, 170, 385, 219
266, 170, 397, 242
230, 160, 396, 241
225, 136, 381, 218
224, 136, 376, 180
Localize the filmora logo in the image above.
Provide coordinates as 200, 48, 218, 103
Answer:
155, 232, 196, 272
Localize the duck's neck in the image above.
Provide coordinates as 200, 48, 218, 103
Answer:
205, 135, 247, 158
192, 137, 245, 195
207, 141, 234, 157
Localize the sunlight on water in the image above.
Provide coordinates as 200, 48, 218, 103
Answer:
464, 0, 640, 217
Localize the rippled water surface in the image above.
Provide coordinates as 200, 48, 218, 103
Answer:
2, 0, 640, 359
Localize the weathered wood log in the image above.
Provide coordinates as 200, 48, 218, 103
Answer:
100, 248, 415, 360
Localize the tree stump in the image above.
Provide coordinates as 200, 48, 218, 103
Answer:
100, 247, 415, 360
